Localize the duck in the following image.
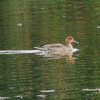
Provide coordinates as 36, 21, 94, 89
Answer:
35, 36, 79, 56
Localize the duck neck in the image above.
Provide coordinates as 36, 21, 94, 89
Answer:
66, 44, 73, 49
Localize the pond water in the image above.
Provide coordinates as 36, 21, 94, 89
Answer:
0, 0, 100, 100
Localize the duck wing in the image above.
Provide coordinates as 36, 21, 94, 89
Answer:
40, 44, 65, 51
34, 44, 65, 50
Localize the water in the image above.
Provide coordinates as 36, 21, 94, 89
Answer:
0, 0, 100, 100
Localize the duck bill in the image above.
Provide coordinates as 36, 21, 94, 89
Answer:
74, 40, 79, 44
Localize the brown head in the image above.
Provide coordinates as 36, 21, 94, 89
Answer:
65, 36, 79, 45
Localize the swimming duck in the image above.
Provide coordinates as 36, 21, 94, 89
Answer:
35, 36, 79, 56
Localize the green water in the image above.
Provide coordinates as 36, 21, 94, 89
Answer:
0, 0, 100, 100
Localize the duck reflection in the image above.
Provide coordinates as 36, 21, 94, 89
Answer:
34, 48, 78, 63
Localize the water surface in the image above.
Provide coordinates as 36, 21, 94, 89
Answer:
0, 0, 100, 100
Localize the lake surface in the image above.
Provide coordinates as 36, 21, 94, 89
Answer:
0, 0, 100, 100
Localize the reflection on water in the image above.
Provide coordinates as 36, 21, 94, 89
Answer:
0, 0, 100, 100
0, 97, 11, 100
34, 48, 78, 63
82, 88, 100, 92
0, 50, 40, 54
37, 94, 47, 98
40, 90, 55, 93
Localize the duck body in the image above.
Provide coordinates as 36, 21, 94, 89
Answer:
40, 43, 73, 53
35, 36, 78, 56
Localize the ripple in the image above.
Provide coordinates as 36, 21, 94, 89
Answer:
15, 95, 23, 99
37, 95, 47, 98
0, 97, 11, 100
40, 89, 55, 93
82, 88, 100, 92
17, 23, 22, 27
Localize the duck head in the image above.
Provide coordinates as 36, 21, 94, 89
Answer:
65, 36, 79, 45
